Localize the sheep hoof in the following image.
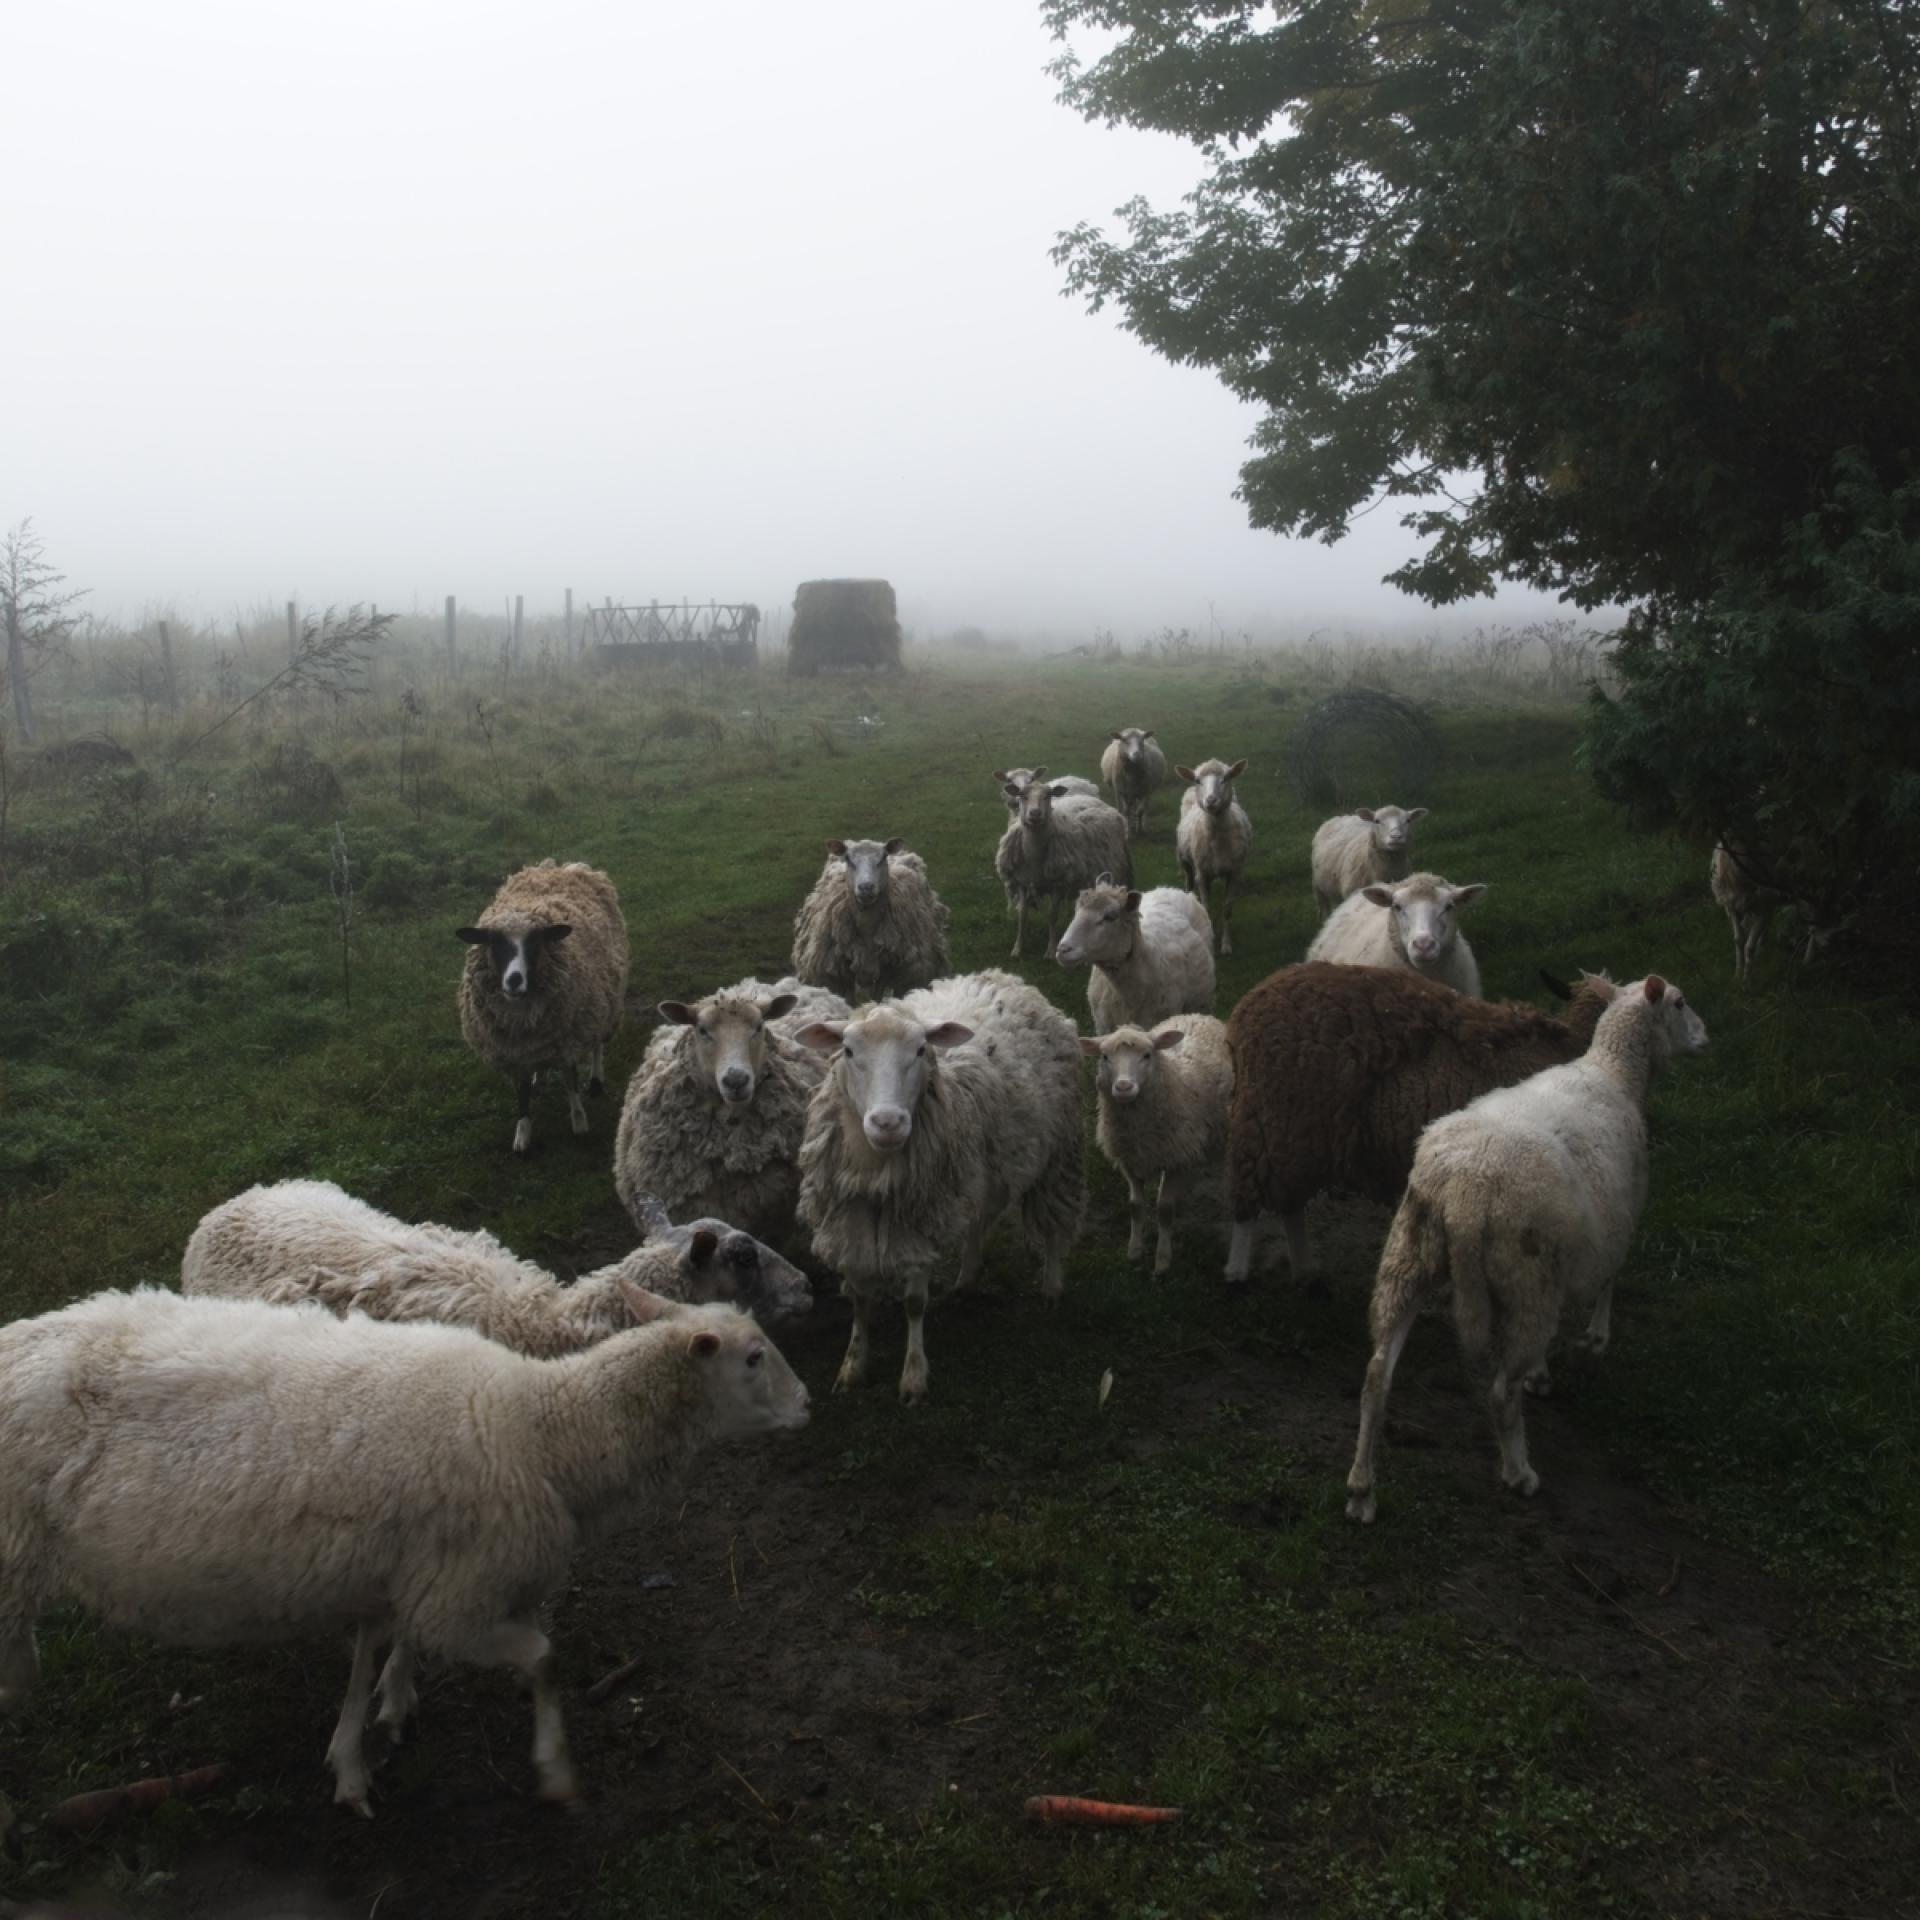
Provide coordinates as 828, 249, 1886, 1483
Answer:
334, 1779, 375, 1819
898, 1371, 929, 1405
1503, 1467, 1541, 1498
1152, 1253, 1173, 1278
1522, 1369, 1552, 1398
537, 1762, 579, 1803
1222, 1272, 1254, 1293
568, 1102, 590, 1136
512, 1120, 534, 1155
832, 1364, 864, 1395
1344, 1490, 1377, 1524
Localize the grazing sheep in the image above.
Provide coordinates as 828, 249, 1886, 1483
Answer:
1081, 1015, 1232, 1276
181, 1178, 813, 1344
993, 765, 1099, 810
790, 838, 951, 1001
1054, 880, 1215, 1034
613, 976, 852, 1247
1175, 758, 1253, 955
1311, 805, 1428, 915
1223, 963, 1619, 1291
795, 968, 1086, 1404
1306, 871, 1487, 997
1099, 727, 1170, 837
994, 781, 1132, 958
1345, 975, 1709, 1521
0, 1287, 807, 1811
457, 859, 628, 1155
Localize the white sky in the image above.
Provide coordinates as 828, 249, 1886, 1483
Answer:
9, 0, 1570, 640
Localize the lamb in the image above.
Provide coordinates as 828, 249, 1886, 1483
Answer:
794, 968, 1087, 1404
1344, 974, 1709, 1521
1099, 727, 1170, 837
993, 765, 1099, 810
613, 976, 853, 1246
1174, 758, 1253, 955
1223, 963, 1620, 1292
1081, 1014, 1232, 1276
0, 1286, 807, 1811
994, 780, 1132, 958
790, 838, 951, 1001
1054, 879, 1215, 1034
1305, 870, 1487, 997
456, 859, 629, 1154
1311, 804, 1428, 915
181, 1178, 813, 1345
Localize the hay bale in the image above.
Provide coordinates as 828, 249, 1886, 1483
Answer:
788, 579, 901, 677
33, 737, 135, 781
1287, 689, 1443, 809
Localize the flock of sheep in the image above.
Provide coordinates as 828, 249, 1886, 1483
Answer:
0, 726, 1711, 1817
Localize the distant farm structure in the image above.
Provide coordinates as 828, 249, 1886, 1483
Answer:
788, 579, 902, 676
585, 600, 761, 669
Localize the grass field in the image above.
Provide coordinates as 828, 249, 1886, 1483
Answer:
0, 647, 1914, 1918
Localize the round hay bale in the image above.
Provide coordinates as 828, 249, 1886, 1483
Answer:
32, 736, 136, 781
788, 579, 902, 677
1286, 689, 1443, 809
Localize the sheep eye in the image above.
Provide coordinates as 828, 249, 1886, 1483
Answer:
1102, 911, 1118, 923
746, 1348, 763, 1369
917, 1042, 927, 1057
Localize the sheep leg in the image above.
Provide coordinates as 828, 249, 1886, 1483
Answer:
458, 1618, 575, 1801
1042, 896, 1061, 958
1124, 1172, 1150, 1264
1219, 874, 1236, 956
512, 1072, 534, 1156
834, 1294, 873, 1393
1038, 1244, 1066, 1301
375, 1641, 418, 1741
1487, 1368, 1540, 1497
1224, 1217, 1259, 1287
1345, 1310, 1415, 1524
0, 1615, 40, 1707
588, 1041, 606, 1098
897, 1285, 932, 1404
326, 1622, 386, 1817
1576, 1280, 1613, 1357
956, 1217, 990, 1290
1280, 1209, 1325, 1298
562, 1061, 590, 1136
1010, 896, 1028, 959
1152, 1169, 1186, 1277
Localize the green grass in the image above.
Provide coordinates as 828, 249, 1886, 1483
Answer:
1, 650, 1914, 1916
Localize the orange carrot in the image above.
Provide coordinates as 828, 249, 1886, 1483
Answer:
1024, 1795, 1182, 1826
48, 1763, 231, 1834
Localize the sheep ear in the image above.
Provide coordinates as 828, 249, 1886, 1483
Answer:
1110, 729, 1124, 740
762, 992, 798, 1021
1029, 765, 1049, 780
1143, 729, 1155, 739
1448, 883, 1488, 909
1354, 807, 1376, 822
1407, 807, 1429, 824
533, 923, 572, 944
794, 1022, 845, 1053
1048, 784, 1069, 798
1174, 765, 1196, 782
884, 836, 904, 856
1226, 759, 1248, 779
924, 1022, 973, 1051
619, 1281, 674, 1325
1643, 974, 1667, 1003
826, 838, 847, 857
990, 769, 1010, 785
455, 926, 490, 944
1078, 1036, 1104, 1057
658, 1001, 697, 1025
690, 1329, 722, 1359
1150, 1026, 1185, 1052
688, 1229, 719, 1269
1125, 891, 1143, 914
1360, 885, 1395, 907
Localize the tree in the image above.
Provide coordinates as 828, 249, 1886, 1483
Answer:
1049, 0, 1920, 925
1, 521, 89, 743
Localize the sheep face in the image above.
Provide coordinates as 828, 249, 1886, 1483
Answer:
1055, 879, 1141, 970
666, 1219, 813, 1322
675, 1304, 812, 1436
1079, 1022, 1183, 1104
1362, 875, 1486, 970
1358, 804, 1426, 855
1019, 777, 1065, 835
1110, 727, 1155, 768
796, 1008, 975, 1154
1180, 758, 1247, 816
993, 767, 1040, 811
456, 919, 572, 1002
657, 990, 800, 1107
1638, 974, 1711, 1061
828, 836, 905, 909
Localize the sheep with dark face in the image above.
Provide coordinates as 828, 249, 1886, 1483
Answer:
791, 837, 951, 1001
456, 860, 628, 1154
1099, 727, 1170, 837
1175, 758, 1253, 955
1311, 805, 1428, 915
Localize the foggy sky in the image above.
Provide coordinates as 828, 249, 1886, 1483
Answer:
11, 0, 1570, 640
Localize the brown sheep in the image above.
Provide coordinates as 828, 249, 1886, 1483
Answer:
1222, 962, 1618, 1291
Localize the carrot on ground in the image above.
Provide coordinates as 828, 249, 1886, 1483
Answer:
48, 1763, 231, 1834
1024, 1795, 1182, 1827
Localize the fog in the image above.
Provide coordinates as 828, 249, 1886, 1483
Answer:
10, 0, 1572, 643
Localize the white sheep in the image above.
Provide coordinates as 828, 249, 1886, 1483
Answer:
1306, 871, 1487, 997
1054, 879, 1215, 1034
1099, 727, 1169, 837
993, 765, 1099, 810
181, 1178, 813, 1343
1174, 758, 1253, 955
1081, 1014, 1232, 1275
1311, 804, 1428, 915
613, 976, 851, 1247
790, 838, 951, 1001
994, 780, 1132, 958
0, 1287, 807, 1811
1344, 974, 1709, 1522
457, 859, 629, 1154
795, 968, 1087, 1404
